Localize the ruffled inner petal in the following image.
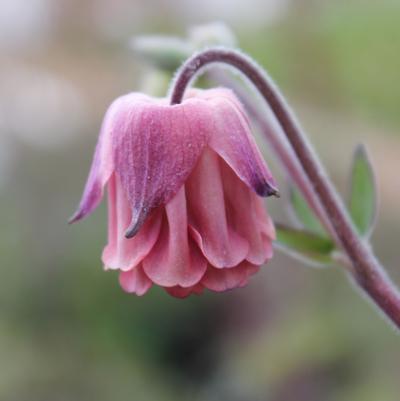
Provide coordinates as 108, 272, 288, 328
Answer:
165, 284, 204, 298
220, 159, 274, 265
119, 264, 152, 296
102, 173, 162, 271
202, 262, 259, 292
186, 148, 249, 268
143, 187, 207, 288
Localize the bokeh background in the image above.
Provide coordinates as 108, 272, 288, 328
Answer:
1, 0, 400, 400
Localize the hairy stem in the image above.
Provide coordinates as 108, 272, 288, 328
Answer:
170, 48, 400, 329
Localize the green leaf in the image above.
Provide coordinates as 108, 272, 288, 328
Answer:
289, 185, 326, 235
188, 22, 237, 48
131, 24, 236, 72
348, 144, 377, 236
275, 224, 335, 267
131, 36, 193, 71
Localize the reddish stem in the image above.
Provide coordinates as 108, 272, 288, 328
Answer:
170, 48, 400, 329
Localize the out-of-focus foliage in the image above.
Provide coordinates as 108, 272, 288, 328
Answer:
348, 144, 377, 237
288, 185, 326, 235
275, 224, 335, 267
241, 1, 400, 127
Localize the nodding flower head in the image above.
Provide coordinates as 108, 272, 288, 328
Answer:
70, 88, 278, 297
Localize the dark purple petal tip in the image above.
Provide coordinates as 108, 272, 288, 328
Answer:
68, 183, 104, 225
125, 210, 149, 239
68, 211, 82, 225
253, 176, 280, 198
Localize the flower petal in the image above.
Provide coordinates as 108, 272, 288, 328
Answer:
69, 94, 148, 223
112, 97, 212, 238
202, 262, 260, 292
195, 88, 278, 197
143, 187, 207, 288
119, 265, 152, 296
165, 284, 204, 298
186, 149, 249, 268
220, 159, 275, 265
102, 173, 162, 271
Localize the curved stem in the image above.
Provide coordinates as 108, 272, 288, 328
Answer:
170, 48, 400, 329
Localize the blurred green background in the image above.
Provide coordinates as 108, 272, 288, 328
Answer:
1, 0, 399, 400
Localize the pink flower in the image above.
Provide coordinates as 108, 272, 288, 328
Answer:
70, 88, 277, 297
